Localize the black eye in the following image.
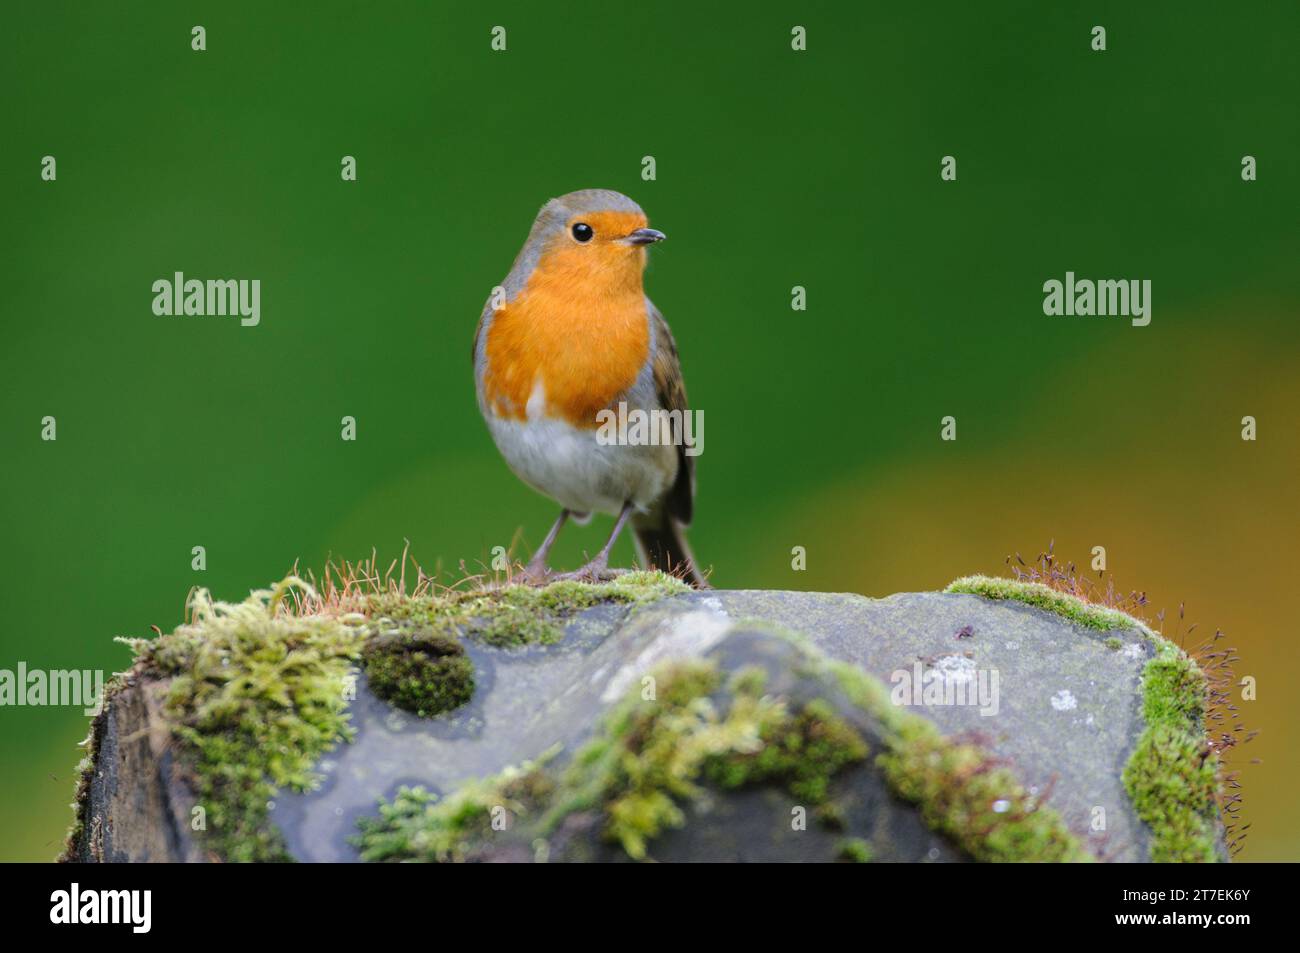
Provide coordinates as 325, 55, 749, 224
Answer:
571, 223, 593, 243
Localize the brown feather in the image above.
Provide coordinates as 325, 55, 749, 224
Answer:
635, 301, 707, 587
647, 301, 694, 526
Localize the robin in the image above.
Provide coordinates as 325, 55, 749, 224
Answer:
472, 189, 706, 587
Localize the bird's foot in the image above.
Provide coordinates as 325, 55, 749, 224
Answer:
521, 559, 554, 586
554, 557, 630, 584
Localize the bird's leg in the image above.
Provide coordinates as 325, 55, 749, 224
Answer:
564, 501, 634, 581
525, 509, 570, 583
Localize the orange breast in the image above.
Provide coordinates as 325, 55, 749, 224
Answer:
484, 244, 650, 429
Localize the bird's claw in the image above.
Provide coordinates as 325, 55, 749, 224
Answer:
521, 561, 554, 586
554, 560, 630, 584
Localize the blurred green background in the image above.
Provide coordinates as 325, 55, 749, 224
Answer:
2, 2, 1296, 861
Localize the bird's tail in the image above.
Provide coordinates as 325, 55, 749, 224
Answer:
633, 513, 709, 589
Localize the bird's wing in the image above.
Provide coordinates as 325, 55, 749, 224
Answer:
648, 299, 695, 526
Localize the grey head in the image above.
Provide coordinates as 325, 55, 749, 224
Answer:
498, 189, 665, 297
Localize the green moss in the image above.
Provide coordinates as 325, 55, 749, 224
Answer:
836, 837, 873, 863
64, 570, 689, 862
587, 664, 869, 857
876, 716, 1089, 862
366, 571, 689, 649
355, 628, 1100, 863
945, 575, 1148, 633
354, 755, 556, 863
354, 658, 872, 862
59, 756, 91, 861
703, 696, 868, 805
559, 661, 746, 859
1139, 646, 1209, 726
815, 801, 847, 830
1122, 644, 1220, 862
728, 664, 769, 698
946, 572, 1224, 861
362, 628, 474, 716
125, 578, 362, 862
1105, 636, 1123, 650
829, 660, 1092, 863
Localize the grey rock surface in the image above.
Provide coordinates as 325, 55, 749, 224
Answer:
76, 588, 1168, 862
712, 590, 1154, 859
272, 589, 1154, 861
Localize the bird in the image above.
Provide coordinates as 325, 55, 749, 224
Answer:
472, 189, 706, 587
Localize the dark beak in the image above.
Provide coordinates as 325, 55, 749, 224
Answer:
626, 227, 666, 246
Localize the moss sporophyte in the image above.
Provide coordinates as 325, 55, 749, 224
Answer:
946, 575, 1155, 634
945, 573, 1225, 862
1123, 645, 1221, 862
63, 569, 1222, 863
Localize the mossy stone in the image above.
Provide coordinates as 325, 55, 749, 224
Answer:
68, 572, 1227, 864
362, 628, 474, 717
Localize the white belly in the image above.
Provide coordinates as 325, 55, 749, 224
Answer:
486, 409, 677, 516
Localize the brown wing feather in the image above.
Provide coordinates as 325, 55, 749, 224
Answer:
648, 301, 694, 525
